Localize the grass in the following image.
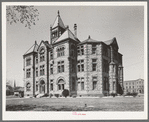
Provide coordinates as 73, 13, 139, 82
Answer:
6, 96, 144, 111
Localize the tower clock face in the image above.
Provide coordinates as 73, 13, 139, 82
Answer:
26, 82, 31, 88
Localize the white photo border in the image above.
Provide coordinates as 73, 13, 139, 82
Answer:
2, 2, 148, 120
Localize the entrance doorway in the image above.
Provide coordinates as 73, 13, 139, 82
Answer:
40, 80, 45, 94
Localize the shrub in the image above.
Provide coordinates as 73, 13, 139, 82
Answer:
62, 89, 69, 98
19, 91, 24, 98
131, 92, 138, 97
110, 93, 117, 97
49, 93, 53, 98
54, 94, 59, 98
42, 93, 49, 97
126, 92, 131, 96
72, 95, 77, 98
33, 94, 38, 98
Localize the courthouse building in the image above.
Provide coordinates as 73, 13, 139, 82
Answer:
23, 11, 124, 97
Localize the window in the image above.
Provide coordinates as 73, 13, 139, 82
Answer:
40, 65, 45, 76
35, 55, 38, 64
57, 47, 65, 57
26, 58, 31, 66
103, 47, 108, 56
72, 59, 76, 73
114, 51, 117, 60
26, 82, 31, 91
92, 59, 97, 71
103, 59, 109, 73
92, 44, 96, 54
77, 60, 84, 72
57, 61, 64, 73
113, 82, 115, 90
58, 79, 65, 90
36, 84, 38, 91
36, 67, 38, 77
50, 80, 53, 91
40, 48, 45, 62
81, 82, 84, 90
77, 45, 84, 55
104, 77, 108, 90
26, 69, 31, 78
72, 77, 75, 91
77, 77, 84, 91
50, 64, 53, 74
50, 50, 53, 60
71, 45, 75, 57
92, 77, 97, 90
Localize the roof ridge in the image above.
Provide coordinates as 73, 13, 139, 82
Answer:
24, 43, 35, 55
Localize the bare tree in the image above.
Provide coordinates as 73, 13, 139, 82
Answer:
6, 6, 39, 29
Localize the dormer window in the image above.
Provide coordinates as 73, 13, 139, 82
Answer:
40, 48, 45, 62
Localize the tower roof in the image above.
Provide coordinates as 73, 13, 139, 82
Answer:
79, 36, 101, 44
103, 37, 119, 50
52, 11, 65, 29
54, 29, 80, 43
24, 41, 38, 55
103, 37, 116, 45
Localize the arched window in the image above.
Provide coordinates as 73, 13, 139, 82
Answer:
57, 46, 65, 57
58, 79, 65, 90
71, 45, 75, 57
26, 82, 31, 91
40, 48, 45, 62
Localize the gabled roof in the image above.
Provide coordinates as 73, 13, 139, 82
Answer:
103, 37, 119, 50
54, 29, 80, 43
24, 41, 38, 55
52, 11, 65, 29
44, 41, 52, 48
104, 37, 116, 45
37, 40, 52, 51
79, 36, 101, 44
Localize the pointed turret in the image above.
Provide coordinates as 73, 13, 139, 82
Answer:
52, 10, 65, 29
50, 11, 66, 44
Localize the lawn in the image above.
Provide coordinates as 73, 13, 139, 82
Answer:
6, 96, 144, 111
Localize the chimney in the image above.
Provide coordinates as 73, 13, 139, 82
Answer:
74, 24, 77, 37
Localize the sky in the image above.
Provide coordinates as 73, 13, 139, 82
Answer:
6, 5, 145, 87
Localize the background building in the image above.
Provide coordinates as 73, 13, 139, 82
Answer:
23, 11, 124, 97
123, 79, 144, 94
